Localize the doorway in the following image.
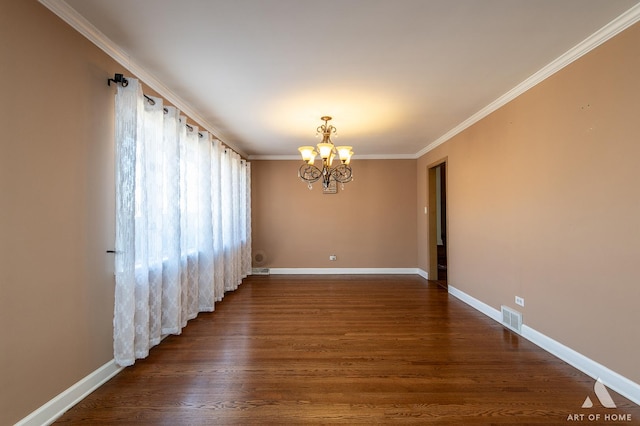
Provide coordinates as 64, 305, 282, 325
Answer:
428, 161, 447, 288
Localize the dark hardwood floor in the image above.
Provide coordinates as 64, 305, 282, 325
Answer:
55, 275, 639, 424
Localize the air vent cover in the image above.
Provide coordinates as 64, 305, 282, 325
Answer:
501, 305, 522, 334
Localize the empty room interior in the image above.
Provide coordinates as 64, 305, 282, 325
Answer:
2, 1, 640, 424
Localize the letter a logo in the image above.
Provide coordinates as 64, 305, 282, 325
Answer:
581, 378, 617, 408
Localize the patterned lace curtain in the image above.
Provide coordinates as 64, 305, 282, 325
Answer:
114, 78, 251, 366
242, 161, 252, 278
180, 118, 201, 323
160, 106, 182, 336
221, 148, 250, 292
211, 140, 225, 302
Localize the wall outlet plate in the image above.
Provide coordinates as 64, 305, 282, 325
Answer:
329, 255, 337, 261
515, 296, 525, 307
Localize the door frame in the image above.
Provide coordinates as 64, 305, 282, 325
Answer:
428, 158, 448, 288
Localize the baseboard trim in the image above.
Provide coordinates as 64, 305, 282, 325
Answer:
448, 285, 640, 407
521, 325, 640, 407
447, 285, 502, 323
16, 360, 124, 426
268, 267, 423, 275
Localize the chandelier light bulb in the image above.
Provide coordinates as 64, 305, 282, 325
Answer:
336, 146, 352, 163
345, 151, 354, 165
298, 146, 315, 162
317, 143, 333, 160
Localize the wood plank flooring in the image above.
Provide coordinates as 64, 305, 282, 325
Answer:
55, 275, 639, 424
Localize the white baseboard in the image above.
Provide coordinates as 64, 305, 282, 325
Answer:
448, 285, 640, 407
521, 325, 640, 407
417, 268, 429, 280
16, 359, 123, 426
447, 285, 502, 323
268, 267, 423, 275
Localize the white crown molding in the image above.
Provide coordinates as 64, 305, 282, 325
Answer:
39, 0, 640, 161
248, 154, 418, 161
415, 3, 640, 159
250, 3, 640, 162
38, 0, 247, 158
448, 285, 640, 407
248, 155, 300, 161
355, 154, 418, 160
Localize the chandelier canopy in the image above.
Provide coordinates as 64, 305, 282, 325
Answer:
297, 116, 354, 190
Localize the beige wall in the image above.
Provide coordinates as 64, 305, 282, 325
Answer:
0, 2, 120, 424
252, 159, 417, 268
417, 22, 640, 384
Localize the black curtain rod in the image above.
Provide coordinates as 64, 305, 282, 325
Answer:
108, 73, 234, 151
143, 94, 170, 115
141, 91, 204, 138
143, 94, 156, 106
184, 123, 205, 138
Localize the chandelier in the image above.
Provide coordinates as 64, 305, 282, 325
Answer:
297, 116, 354, 190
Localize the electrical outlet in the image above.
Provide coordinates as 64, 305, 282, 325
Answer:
329, 255, 337, 261
515, 296, 525, 307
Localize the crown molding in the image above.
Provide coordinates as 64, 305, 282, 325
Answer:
248, 153, 417, 161
415, 3, 640, 159
39, 0, 640, 161
248, 155, 300, 161
351, 154, 417, 160
38, 0, 247, 158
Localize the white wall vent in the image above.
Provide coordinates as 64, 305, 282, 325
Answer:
251, 268, 270, 275
501, 305, 522, 334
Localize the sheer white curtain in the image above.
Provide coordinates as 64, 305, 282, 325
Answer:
197, 131, 215, 312
160, 106, 182, 336
220, 148, 252, 292
114, 78, 251, 366
241, 160, 252, 277
211, 140, 225, 302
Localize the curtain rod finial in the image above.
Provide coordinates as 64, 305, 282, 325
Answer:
108, 73, 128, 87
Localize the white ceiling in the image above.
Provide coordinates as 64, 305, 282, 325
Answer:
54, 0, 640, 158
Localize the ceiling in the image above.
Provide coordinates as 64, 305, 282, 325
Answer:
53, 0, 640, 158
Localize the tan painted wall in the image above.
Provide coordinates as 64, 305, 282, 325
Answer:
0, 2, 121, 424
252, 159, 417, 268
417, 22, 640, 384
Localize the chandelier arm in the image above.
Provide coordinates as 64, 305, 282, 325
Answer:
298, 163, 322, 183
330, 164, 353, 183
